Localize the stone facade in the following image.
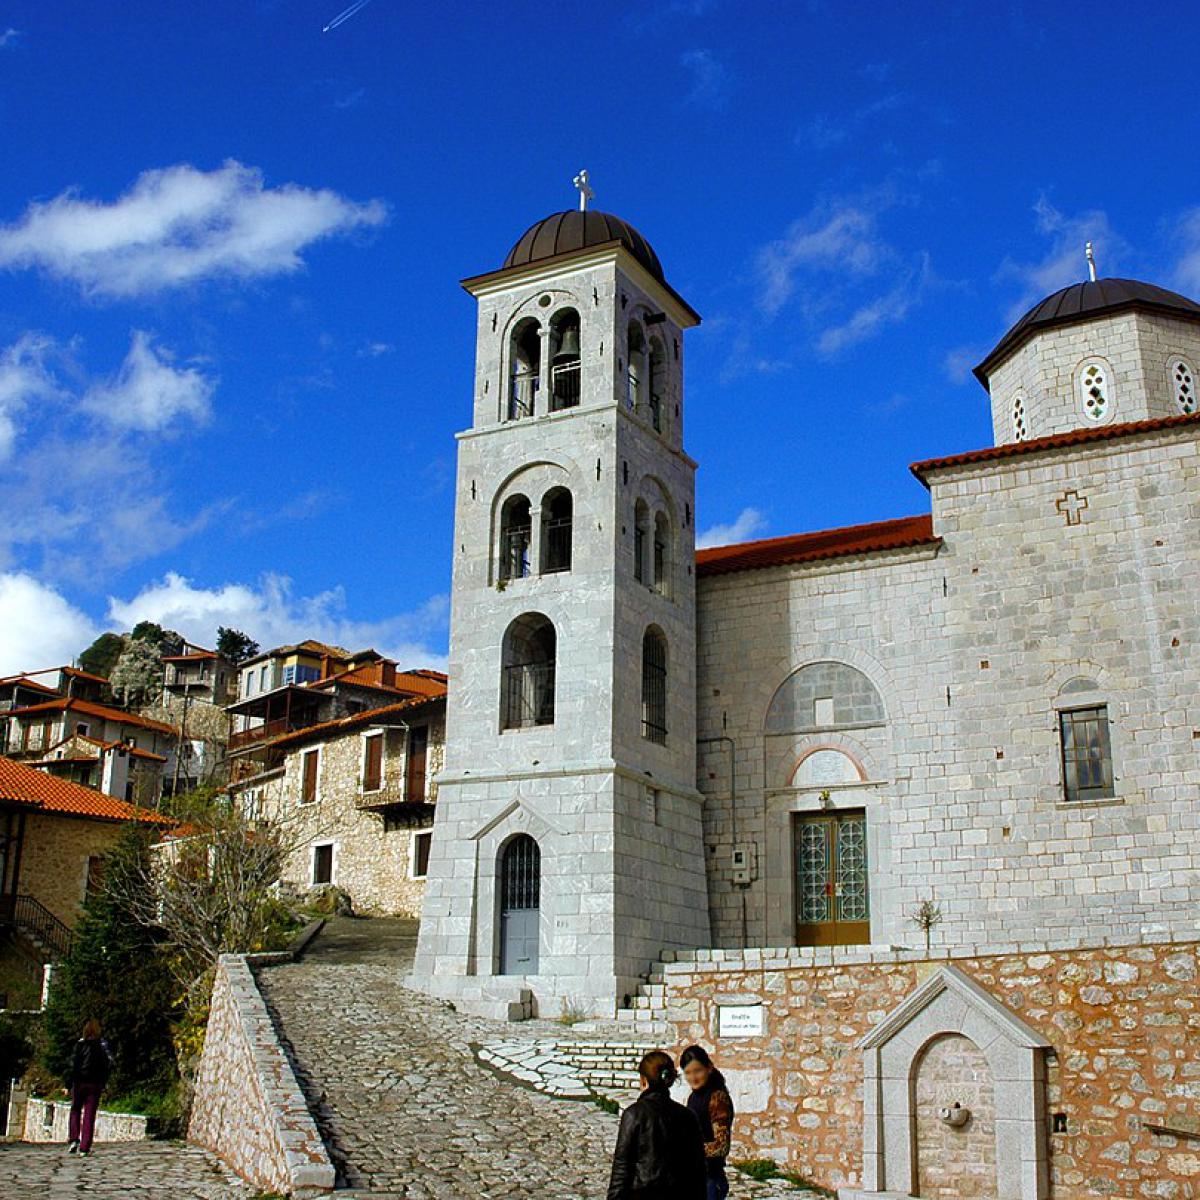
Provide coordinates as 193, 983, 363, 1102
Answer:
244, 707, 444, 917
697, 418, 1200, 954
658, 937, 1200, 1199
188, 953, 336, 1197
16, 810, 128, 928
412, 240, 710, 1017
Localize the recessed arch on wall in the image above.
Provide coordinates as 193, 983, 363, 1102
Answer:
765, 661, 887, 734
791, 744, 866, 787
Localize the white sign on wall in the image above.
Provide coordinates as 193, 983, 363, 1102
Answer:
717, 1003, 765, 1039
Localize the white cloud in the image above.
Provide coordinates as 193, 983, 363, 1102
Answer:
816, 255, 929, 357
696, 507, 767, 549
1170, 207, 1200, 296
756, 197, 897, 315
359, 340, 394, 357
107, 572, 449, 671
942, 345, 981, 385
0, 333, 66, 460
0, 28, 20, 49
997, 196, 1124, 320
0, 573, 98, 675
82, 330, 214, 431
0, 160, 387, 297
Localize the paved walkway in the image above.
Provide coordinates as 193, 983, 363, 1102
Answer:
259, 917, 817, 1199
0, 1139, 253, 1198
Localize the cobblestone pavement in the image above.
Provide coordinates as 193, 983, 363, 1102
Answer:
259, 917, 819, 1199
0, 1139, 254, 1198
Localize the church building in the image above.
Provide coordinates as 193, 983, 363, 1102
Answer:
410, 184, 1200, 1014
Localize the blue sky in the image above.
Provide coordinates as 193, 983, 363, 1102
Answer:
1, 1, 1198, 673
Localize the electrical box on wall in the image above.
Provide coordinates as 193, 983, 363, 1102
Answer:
731, 845, 754, 885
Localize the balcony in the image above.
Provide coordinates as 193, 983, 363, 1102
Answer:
228, 718, 299, 752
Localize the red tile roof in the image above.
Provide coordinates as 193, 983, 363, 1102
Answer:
10, 698, 177, 737
0, 755, 173, 824
696, 514, 939, 578
162, 651, 219, 662
910, 412, 1200, 482
60, 666, 110, 684
0, 674, 58, 696
269, 695, 443, 752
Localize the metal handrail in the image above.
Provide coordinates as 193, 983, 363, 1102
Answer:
550, 360, 581, 410
503, 663, 556, 729
0, 894, 74, 961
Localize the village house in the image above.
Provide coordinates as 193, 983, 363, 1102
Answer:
230, 681, 446, 917
0, 755, 172, 1007
155, 645, 238, 796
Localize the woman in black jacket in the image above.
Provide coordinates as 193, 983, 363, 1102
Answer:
607, 1050, 706, 1200
680, 1046, 735, 1200
67, 1018, 112, 1157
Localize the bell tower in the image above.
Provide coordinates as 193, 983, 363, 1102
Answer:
410, 179, 710, 1018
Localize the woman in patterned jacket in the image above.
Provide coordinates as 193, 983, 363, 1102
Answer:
680, 1045, 735, 1200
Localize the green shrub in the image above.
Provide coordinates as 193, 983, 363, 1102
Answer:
41, 823, 180, 1102
591, 1093, 620, 1116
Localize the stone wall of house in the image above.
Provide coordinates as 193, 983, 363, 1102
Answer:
660, 937, 1200, 1199
17, 812, 127, 929
255, 713, 444, 916
23, 1096, 150, 1143
188, 953, 335, 1197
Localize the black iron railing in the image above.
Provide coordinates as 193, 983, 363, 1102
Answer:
502, 663, 555, 729
550, 361, 581, 410
499, 527, 532, 580
0, 894, 74, 961
509, 373, 538, 420
541, 519, 572, 573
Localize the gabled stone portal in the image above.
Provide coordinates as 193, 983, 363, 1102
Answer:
840, 965, 1052, 1200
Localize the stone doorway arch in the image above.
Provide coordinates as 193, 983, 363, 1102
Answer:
840, 965, 1052, 1200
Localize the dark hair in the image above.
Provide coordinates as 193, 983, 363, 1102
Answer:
680, 1044, 726, 1090
82, 1018, 102, 1040
638, 1049, 678, 1090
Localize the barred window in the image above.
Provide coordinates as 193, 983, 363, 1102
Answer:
1059, 705, 1114, 803
499, 494, 532, 581
642, 627, 667, 744
501, 613, 556, 730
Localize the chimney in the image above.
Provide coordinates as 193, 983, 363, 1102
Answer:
100, 744, 130, 798
380, 661, 396, 688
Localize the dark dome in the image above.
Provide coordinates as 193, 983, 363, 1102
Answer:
503, 210, 664, 283
976, 278, 1200, 384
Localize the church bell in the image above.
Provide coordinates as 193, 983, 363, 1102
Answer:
553, 326, 580, 363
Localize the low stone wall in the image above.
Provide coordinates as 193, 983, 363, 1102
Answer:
188, 953, 336, 1197
660, 936, 1200, 1199
23, 1095, 151, 1143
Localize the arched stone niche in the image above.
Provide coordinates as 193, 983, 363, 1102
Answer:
840, 966, 1051, 1200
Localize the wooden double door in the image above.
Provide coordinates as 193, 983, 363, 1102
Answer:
793, 810, 870, 946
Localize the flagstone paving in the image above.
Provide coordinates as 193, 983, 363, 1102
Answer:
258, 916, 822, 1199
0, 1139, 254, 1198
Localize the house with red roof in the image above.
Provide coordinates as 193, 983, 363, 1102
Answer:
0, 755, 172, 1004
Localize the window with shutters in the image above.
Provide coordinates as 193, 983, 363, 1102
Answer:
405, 726, 429, 803
362, 732, 383, 792
300, 748, 320, 805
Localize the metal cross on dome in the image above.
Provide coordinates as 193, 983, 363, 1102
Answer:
573, 169, 595, 212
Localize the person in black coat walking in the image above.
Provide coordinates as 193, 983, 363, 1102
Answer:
67, 1018, 112, 1157
607, 1050, 706, 1200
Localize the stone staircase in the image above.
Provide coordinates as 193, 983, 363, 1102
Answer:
615, 966, 672, 1039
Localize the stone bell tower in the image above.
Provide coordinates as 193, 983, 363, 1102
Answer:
410, 176, 711, 1018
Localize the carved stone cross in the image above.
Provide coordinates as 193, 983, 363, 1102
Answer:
1056, 490, 1089, 526
573, 169, 594, 212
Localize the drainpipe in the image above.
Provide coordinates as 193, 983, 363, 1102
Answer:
697, 728, 747, 949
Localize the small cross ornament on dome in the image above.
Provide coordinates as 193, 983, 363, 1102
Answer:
573, 169, 595, 212
1085, 241, 1098, 283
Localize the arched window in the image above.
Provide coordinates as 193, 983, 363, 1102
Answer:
498, 495, 532, 581
652, 512, 671, 595
501, 613, 556, 729
641, 627, 667, 744
1078, 358, 1112, 423
633, 500, 649, 584
1011, 391, 1027, 441
508, 319, 540, 420
549, 309, 581, 411
540, 487, 572, 574
648, 336, 666, 432
1171, 357, 1197, 414
627, 321, 646, 412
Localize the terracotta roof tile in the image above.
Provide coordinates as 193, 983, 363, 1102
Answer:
696, 515, 939, 578
910, 412, 1200, 482
162, 651, 219, 662
269, 696, 443, 752
10, 698, 177, 736
0, 755, 173, 823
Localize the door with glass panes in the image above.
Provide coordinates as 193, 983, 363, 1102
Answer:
793, 811, 869, 945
